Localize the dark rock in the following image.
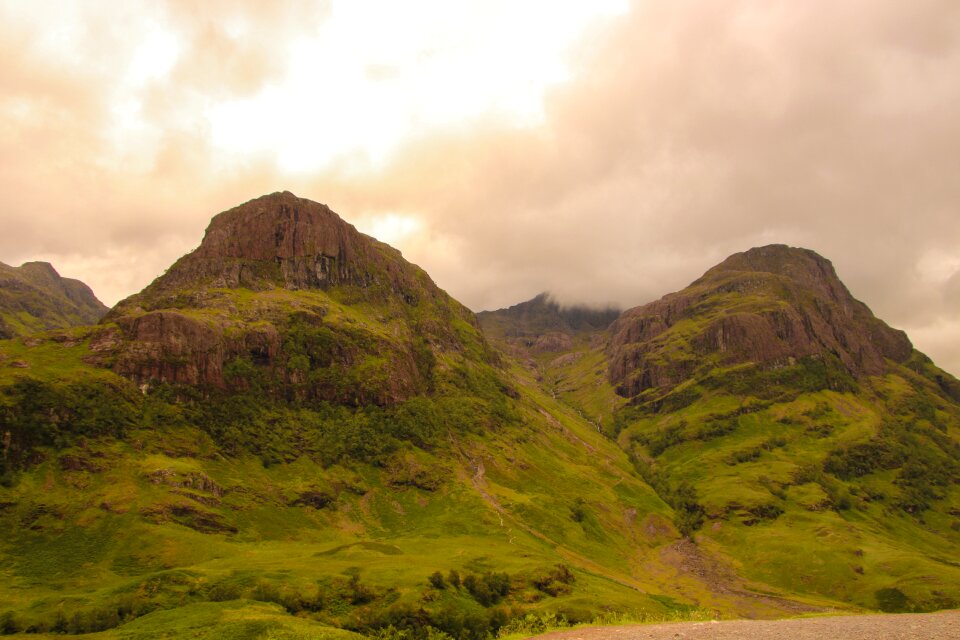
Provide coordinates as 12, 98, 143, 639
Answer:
58, 454, 105, 473
141, 502, 237, 534
147, 469, 224, 497
291, 490, 335, 509
98, 192, 489, 405
608, 245, 914, 400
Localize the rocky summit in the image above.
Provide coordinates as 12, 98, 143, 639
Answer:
111, 191, 432, 305
1, 200, 959, 639
608, 245, 914, 403
96, 192, 486, 402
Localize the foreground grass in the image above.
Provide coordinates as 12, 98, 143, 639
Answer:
497, 608, 718, 640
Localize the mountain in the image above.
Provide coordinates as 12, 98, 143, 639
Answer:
607, 245, 914, 403
512, 244, 960, 615
1, 193, 774, 639
478, 293, 619, 355
1, 205, 958, 638
0, 261, 107, 338
91, 191, 488, 406
478, 294, 623, 434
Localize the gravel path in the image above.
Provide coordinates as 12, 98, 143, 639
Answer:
533, 611, 960, 640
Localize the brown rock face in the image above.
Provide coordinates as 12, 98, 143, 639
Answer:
167, 192, 373, 290
102, 311, 281, 389
608, 245, 913, 399
100, 192, 482, 404
112, 192, 426, 310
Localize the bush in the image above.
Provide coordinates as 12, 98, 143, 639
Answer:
0, 611, 21, 635
446, 570, 461, 589
630, 456, 705, 535
570, 498, 588, 523
463, 572, 510, 607
429, 571, 446, 590
824, 436, 904, 479
875, 587, 911, 612
532, 564, 576, 597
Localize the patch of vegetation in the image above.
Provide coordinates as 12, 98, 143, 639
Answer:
630, 456, 704, 535
875, 587, 911, 613
0, 376, 140, 477
703, 356, 858, 402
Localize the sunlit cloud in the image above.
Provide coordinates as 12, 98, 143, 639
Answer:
1, 0, 959, 377
358, 213, 423, 248
206, 0, 629, 172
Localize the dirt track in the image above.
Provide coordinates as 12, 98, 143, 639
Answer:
533, 610, 960, 640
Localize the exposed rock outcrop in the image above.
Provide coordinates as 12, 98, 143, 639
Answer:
109, 191, 435, 313
99, 192, 489, 404
608, 245, 913, 399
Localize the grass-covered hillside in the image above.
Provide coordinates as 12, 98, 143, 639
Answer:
0, 311, 768, 638
486, 245, 960, 615
3, 206, 957, 639
615, 355, 960, 614
1, 196, 831, 639
0, 262, 107, 339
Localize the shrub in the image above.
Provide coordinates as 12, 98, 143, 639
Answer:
0, 377, 140, 470
532, 564, 576, 596
875, 587, 911, 612
0, 612, 21, 635
429, 571, 446, 590
570, 498, 588, 523
824, 436, 904, 479
446, 570, 461, 589
462, 572, 510, 607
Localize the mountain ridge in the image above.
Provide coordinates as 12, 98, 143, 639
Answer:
0, 196, 958, 637
608, 244, 915, 404
0, 260, 107, 338
95, 191, 487, 401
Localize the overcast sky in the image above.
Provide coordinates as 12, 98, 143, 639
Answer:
2, 0, 959, 375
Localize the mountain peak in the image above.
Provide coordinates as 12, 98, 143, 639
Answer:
99, 194, 487, 401
609, 245, 913, 402
697, 244, 850, 303
112, 193, 408, 311
196, 190, 362, 264
19, 260, 59, 276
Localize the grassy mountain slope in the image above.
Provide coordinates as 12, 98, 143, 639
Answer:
0, 195, 825, 639
477, 294, 623, 434
482, 245, 960, 615
5, 203, 955, 636
0, 321, 759, 637
0, 262, 107, 339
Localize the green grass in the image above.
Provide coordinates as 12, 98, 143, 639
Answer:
613, 369, 960, 612
4, 263, 960, 638
0, 329, 697, 638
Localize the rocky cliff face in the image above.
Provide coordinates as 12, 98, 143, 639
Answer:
0, 261, 108, 338
608, 245, 914, 400
99, 192, 487, 403
111, 191, 439, 312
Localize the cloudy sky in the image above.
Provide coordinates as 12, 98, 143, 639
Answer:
2, 0, 959, 375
